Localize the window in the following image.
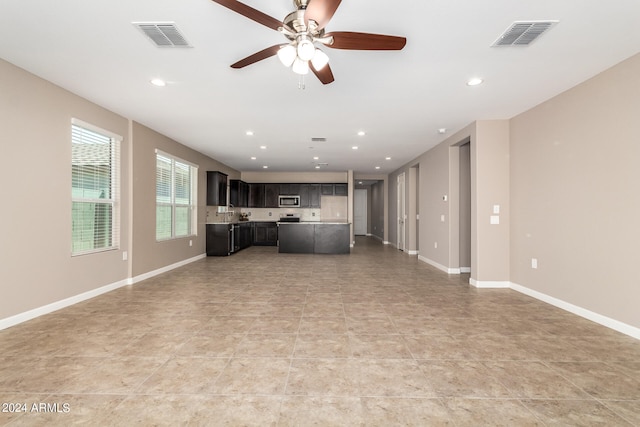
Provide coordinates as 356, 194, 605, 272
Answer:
71, 120, 121, 255
156, 150, 198, 240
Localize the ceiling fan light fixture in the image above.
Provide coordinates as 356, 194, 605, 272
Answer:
296, 37, 316, 61
310, 48, 329, 70
277, 44, 297, 67
292, 57, 310, 75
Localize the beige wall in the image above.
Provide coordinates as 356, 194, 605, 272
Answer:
0, 58, 239, 324
130, 122, 237, 277
510, 53, 640, 328
389, 53, 640, 331
241, 171, 347, 183
0, 59, 130, 321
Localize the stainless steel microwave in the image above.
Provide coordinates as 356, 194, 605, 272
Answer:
278, 195, 300, 207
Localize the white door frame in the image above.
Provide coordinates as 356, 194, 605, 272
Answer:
397, 173, 405, 251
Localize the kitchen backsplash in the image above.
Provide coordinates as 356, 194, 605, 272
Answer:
206, 196, 348, 223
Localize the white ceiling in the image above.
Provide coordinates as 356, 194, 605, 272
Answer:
1, 0, 639, 174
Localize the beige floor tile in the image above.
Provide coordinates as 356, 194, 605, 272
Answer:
137, 357, 228, 394
349, 334, 413, 359
522, 399, 634, 426
234, 333, 297, 357
278, 396, 364, 426
600, 400, 640, 426
210, 357, 290, 395
361, 397, 452, 426
293, 334, 352, 358
441, 398, 544, 426
417, 360, 512, 398
177, 333, 245, 357
482, 361, 591, 399
298, 317, 348, 334
548, 361, 640, 399
286, 358, 360, 396
188, 395, 283, 426
357, 359, 436, 397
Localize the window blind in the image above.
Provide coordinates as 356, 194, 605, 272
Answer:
71, 121, 120, 255
156, 150, 197, 240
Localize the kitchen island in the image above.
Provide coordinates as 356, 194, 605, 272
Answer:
278, 222, 350, 254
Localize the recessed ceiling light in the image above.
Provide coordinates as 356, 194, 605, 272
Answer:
438, 128, 447, 134
315, 165, 321, 169
263, 165, 268, 169
313, 156, 319, 160
150, 78, 166, 87
358, 181, 363, 185
260, 145, 267, 150
357, 131, 365, 136
385, 156, 391, 160
352, 146, 358, 150
246, 131, 254, 136
375, 166, 381, 170
250, 156, 257, 160
467, 77, 483, 86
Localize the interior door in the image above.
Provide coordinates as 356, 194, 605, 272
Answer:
354, 189, 367, 235
397, 173, 405, 251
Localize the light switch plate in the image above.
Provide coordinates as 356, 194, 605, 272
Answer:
490, 215, 500, 225
493, 205, 500, 214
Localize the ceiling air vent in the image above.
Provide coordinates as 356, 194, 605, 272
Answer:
311, 137, 327, 142
133, 22, 192, 48
492, 21, 558, 47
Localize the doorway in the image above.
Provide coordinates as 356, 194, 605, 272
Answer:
459, 142, 471, 272
354, 189, 368, 235
397, 173, 405, 251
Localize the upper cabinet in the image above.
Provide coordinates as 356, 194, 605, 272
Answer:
248, 183, 265, 208
206, 171, 227, 206
230, 179, 249, 207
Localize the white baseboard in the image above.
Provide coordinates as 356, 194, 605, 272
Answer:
469, 278, 511, 288
0, 278, 129, 331
129, 253, 206, 285
1, 253, 207, 331
510, 282, 640, 340
418, 255, 460, 274
460, 267, 471, 273
407, 250, 418, 256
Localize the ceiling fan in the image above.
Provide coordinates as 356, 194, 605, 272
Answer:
211, 0, 407, 84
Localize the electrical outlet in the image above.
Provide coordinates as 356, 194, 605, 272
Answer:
122, 251, 128, 261
189, 240, 192, 247
434, 242, 438, 249
531, 258, 538, 269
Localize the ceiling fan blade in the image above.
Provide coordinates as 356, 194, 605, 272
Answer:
304, 0, 342, 30
325, 31, 407, 50
211, 0, 282, 31
231, 45, 282, 68
310, 62, 335, 85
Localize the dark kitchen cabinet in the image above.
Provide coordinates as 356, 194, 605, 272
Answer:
253, 222, 278, 246
230, 179, 249, 207
280, 183, 300, 196
299, 184, 321, 208
206, 223, 232, 256
278, 223, 314, 253
334, 183, 348, 196
206, 171, 227, 206
264, 184, 279, 208
321, 183, 334, 196
239, 222, 252, 249
249, 183, 265, 208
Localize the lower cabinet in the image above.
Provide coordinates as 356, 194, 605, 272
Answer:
253, 222, 278, 246
206, 224, 233, 256
239, 222, 252, 250
278, 223, 350, 254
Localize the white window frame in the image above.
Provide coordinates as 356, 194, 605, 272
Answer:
71, 118, 121, 256
156, 149, 198, 241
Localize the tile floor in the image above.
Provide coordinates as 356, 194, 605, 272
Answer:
1, 237, 639, 426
